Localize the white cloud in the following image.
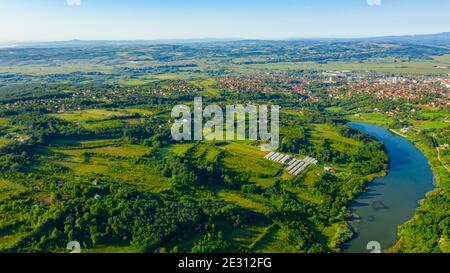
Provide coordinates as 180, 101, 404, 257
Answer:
67, 0, 81, 6
367, 0, 381, 6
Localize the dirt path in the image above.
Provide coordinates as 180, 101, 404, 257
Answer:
433, 134, 450, 174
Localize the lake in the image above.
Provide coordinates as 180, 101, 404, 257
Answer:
345, 122, 435, 253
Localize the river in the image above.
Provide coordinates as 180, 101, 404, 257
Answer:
344, 122, 435, 253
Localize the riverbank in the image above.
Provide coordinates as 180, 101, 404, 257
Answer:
390, 129, 449, 181
388, 130, 450, 252
346, 113, 450, 253
344, 122, 435, 253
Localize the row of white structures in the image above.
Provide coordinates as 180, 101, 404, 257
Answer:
264, 152, 318, 176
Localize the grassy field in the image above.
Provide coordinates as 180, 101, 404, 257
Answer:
347, 112, 396, 127
49, 140, 166, 191
53, 144, 150, 157
50, 140, 150, 158
347, 110, 450, 130
309, 123, 365, 160
325, 106, 345, 113
313, 124, 362, 147
225, 222, 270, 249
0, 118, 9, 127
252, 224, 300, 253
190, 77, 221, 97
0, 138, 12, 148
49, 138, 121, 147
162, 140, 284, 188
413, 108, 450, 129
80, 119, 125, 130
0, 179, 26, 201
0, 62, 115, 75
116, 79, 152, 86
440, 239, 450, 253
410, 119, 449, 130
244, 55, 450, 75
220, 142, 282, 187
55, 156, 167, 191
218, 190, 268, 211
78, 243, 138, 253
418, 108, 450, 119
158, 143, 195, 158
49, 108, 154, 123
4, 57, 450, 77
0, 232, 25, 250
50, 109, 127, 122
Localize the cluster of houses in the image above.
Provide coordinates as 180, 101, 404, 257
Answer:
216, 72, 450, 107
264, 152, 318, 176
400, 127, 411, 134
215, 75, 318, 102
2, 132, 30, 143
326, 75, 450, 108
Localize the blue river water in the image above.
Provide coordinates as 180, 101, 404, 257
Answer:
344, 122, 435, 253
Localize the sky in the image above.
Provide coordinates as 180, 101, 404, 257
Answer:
0, 0, 449, 42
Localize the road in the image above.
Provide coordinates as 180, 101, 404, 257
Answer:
433, 134, 450, 174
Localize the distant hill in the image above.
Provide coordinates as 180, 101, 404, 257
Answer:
366, 32, 450, 46
11, 38, 245, 48
4, 32, 449, 50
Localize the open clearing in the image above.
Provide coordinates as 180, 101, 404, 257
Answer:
245, 56, 450, 75
0, 118, 9, 126
220, 143, 282, 187
313, 124, 362, 147
0, 179, 26, 201
219, 190, 268, 211
52, 144, 150, 157
49, 108, 154, 123
0, 138, 12, 148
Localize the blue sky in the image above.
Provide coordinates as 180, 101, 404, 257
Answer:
0, 0, 449, 41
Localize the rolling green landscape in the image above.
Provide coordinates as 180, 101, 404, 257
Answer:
0, 32, 449, 254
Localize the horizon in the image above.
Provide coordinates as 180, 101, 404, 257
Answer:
1, 31, 449, 44
1, 0, 450, 42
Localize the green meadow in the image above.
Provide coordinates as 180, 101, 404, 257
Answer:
49, 108, 154, 123
0, 179, 26, 201
0, 138, 12, 148
244, 55, 450, 75
0, 118, 9, 127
